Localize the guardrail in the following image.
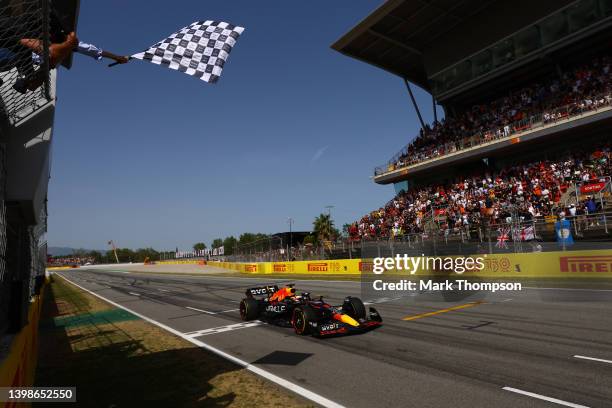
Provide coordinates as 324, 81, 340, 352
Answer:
374, 91, 612, 177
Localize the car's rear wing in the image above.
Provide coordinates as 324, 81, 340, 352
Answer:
245, 285, 279, 298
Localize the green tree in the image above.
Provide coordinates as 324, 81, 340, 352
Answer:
87, 250, 104, 263
223, 236, 237, 255
313, 213, 339, 243
211, 238, 223, 249
193, 242, 207, 251
135, 247, 159, 262
303, 235, 316, 245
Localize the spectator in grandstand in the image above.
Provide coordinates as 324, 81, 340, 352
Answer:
387, 55, 611, 171
355, 144, 610, 240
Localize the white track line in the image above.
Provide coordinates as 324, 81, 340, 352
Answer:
128, 292, 141, 296
217, 309, 239, 313
574, 355, 612, 365
185, 321, 264, 337
56, 273, 345, 408
502, 387, 589, 408
185, 306, 215, 315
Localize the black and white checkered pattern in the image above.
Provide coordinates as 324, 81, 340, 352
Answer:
132, 20, 245, 84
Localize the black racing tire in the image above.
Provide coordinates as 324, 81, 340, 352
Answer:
343, 297, 366, 320
292, 306, 317, 335
239, 298, 260, 321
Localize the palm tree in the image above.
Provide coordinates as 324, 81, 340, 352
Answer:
313, 213, 335, 242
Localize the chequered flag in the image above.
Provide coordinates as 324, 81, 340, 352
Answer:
132, 20, 245, 84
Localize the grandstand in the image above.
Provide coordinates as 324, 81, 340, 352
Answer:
332, 0, 612, 253
0, 0, 78, 338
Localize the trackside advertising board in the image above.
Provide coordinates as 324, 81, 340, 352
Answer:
209, 249, 612, 278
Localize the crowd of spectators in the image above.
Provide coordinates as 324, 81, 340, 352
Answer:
385, 55, 612, 172
47, 256, 95, 266
351, 144, 611, 240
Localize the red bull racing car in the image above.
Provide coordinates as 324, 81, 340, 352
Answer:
239, 284, 382, 337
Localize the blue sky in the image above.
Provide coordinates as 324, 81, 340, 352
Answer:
48, 0, 442, 250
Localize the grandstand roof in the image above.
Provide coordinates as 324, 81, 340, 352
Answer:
331, 0, 495, 92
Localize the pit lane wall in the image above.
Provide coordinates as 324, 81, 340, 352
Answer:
209, 249, 612, 278
0, 286, 45, 403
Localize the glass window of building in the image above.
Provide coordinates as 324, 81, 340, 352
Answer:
567, 0, 601, 33
514, 26, 540, 58
491, 38, 515, 68
539, 12, 569, 45
472, 49, 493, 77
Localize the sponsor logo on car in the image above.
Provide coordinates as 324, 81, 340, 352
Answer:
560, 256, 612, 272
320, 323, 340, 331
249, 286, 276, 295
308, 262, 328, 272
266, 304, 287, 313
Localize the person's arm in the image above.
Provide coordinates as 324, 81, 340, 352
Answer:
101, 50, 129, 64
76, 41, 129, 64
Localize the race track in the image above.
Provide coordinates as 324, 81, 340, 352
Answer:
56, 269, 612, 408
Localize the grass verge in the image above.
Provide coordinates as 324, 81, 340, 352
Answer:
35, 276, 313, 407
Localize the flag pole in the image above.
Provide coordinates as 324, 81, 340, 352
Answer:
108, 56, 133, 67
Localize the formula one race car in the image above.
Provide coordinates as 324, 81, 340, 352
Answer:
239, 284, 382, 337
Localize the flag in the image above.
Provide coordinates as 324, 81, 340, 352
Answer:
555, 219, 574, 247
512, 226, 535, 241
496, 228, 509, 248
132, 20, 245, 84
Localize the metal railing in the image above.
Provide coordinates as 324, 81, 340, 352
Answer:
226, 211, 612, 262
0, 0, 51, 124
374, 90, 612, 176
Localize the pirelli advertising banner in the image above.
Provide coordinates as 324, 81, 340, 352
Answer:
464, 249, 612, 278
210, 249, 612, 278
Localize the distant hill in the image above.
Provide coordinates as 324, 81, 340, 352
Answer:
47, 247, 106, 256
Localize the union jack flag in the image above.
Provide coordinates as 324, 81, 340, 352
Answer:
496, 228, 510, 248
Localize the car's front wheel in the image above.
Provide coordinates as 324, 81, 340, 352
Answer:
343, 296, 366, 320
292, 306, 317, 335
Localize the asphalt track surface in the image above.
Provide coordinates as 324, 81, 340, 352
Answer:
56, 269, 612, 408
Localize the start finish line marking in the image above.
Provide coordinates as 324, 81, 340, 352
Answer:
402, 302, 483, 321
184, 321, 265, 338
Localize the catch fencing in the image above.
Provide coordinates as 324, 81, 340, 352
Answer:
0, 0, 52, 124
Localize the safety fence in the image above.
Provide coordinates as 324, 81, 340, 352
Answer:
0, 0, 52, 124
0, 0, 51, 338
223, 211, 612, 263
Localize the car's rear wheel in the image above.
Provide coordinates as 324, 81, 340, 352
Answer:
240, 298, 259, 321
343, 297, 366, 320
292, 306, 317, 335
